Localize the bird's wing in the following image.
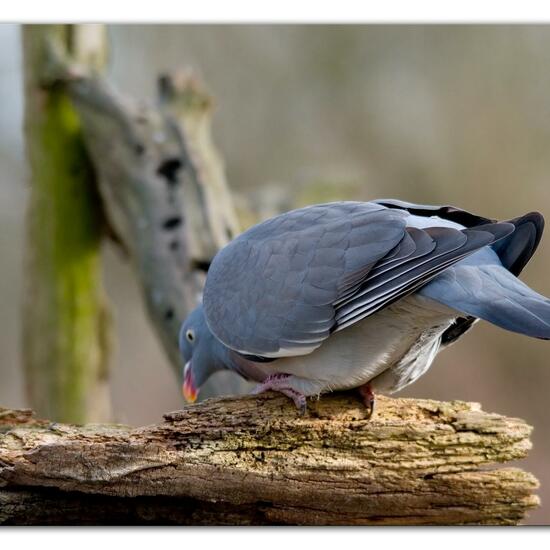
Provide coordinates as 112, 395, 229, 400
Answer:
491, 212, 544, 275
203, 202, 406, 357
333, 223, 513, 331
203, 201, 514, 358
373, 198, 496, 227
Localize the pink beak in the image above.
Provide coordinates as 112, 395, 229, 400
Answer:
182, 361, 198, 403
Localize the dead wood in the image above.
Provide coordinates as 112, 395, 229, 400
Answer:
0, 394, 539, 525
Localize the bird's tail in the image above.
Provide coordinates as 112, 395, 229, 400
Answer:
420, 211, 550, 340
422, 261, 550, 340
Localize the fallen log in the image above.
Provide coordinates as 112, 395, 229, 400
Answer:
0, 394, 539, 525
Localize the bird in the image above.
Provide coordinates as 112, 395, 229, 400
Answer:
179, 199, 549, 414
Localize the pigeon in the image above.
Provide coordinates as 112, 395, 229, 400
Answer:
179, 199, 548, 414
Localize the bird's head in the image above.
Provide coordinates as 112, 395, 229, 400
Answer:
179, 304, 226, 403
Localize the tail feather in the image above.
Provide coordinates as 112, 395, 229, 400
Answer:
477, 289, 550, 339
420, 263, 550, 340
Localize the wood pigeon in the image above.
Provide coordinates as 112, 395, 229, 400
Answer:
179, 200, 547, 414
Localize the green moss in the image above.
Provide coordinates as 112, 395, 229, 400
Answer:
22, 25, 109, 423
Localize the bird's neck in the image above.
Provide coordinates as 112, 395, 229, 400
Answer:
207, 331, 269, 382
209, 334, 237, 371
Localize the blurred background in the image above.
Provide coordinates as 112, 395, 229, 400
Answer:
1, 24, 549, 523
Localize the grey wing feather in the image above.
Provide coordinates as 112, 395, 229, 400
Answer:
491, 212, 544, 275
373, 198, 495, 227
334, 223, 514, 330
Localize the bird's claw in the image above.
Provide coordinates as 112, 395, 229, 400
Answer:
358, 382, 376, 419
279, 388, 307, 415
251, 374, 307, 415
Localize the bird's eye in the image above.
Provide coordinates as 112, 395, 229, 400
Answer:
186, 329, 195, 342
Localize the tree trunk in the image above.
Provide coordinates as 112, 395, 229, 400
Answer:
42, 28, 246, 398
21, 25, 112, 423
20, 22, 249, 423
0, 394, 539, 525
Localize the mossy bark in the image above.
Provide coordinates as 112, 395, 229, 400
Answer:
21, 25, 111, 423
57, 63, 245, 397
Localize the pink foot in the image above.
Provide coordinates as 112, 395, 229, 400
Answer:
358, 382, 375, 418
251, 373, 307, 414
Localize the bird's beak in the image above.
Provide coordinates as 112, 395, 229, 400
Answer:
182, 361, 198, 403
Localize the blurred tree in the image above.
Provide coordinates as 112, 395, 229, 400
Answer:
20, 24, 246, 423
21, 25, 112, 423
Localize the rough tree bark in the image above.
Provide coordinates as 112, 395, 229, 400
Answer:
21, 25, 112, 423
43, 24, 245, 398
0, 394, 539, 525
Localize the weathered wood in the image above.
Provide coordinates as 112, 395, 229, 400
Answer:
0, 395, 539, 525
21, 24, 112, 423
0, 488, 270, 526
42, 25, 244, 397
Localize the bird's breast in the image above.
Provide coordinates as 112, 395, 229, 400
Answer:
260, 294, 456, 395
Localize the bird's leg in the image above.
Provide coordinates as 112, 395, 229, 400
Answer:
358, 382, 376, 419
251, 373, 307, 415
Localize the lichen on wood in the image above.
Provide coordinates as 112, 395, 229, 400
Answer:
0, 394, 539, 525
